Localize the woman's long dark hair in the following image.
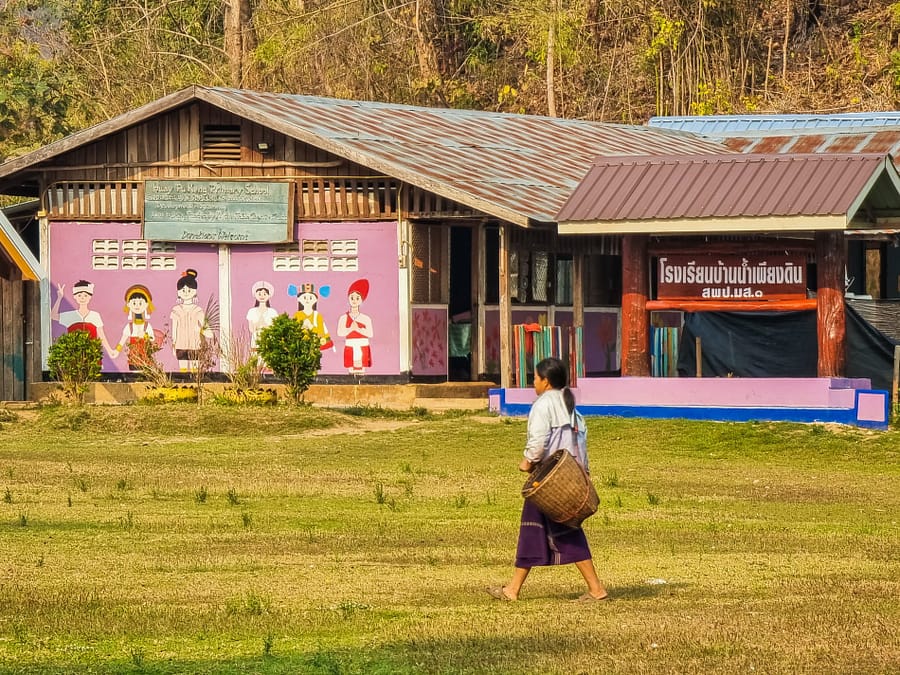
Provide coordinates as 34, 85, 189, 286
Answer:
535, 357, 575, 414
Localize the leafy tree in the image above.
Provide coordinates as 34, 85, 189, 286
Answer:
0, 2, 73, 158
47, 330, 103, 404
255, 314, 321, 405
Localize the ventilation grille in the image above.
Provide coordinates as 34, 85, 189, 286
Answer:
202, 125, 242, 161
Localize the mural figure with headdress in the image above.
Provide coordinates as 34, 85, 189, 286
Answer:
246, 280, 278, 352
337, 278, 373, 374
50, 279, 117, 359
290, 282, 334, 351
170, 268, 210, 372
116, 283, 155, 370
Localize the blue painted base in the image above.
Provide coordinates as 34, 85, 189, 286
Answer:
489, 388, 890, 430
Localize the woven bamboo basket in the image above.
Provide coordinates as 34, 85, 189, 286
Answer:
521, 449, 599, 528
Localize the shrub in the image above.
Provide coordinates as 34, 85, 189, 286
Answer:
47, 330, 103, 404
255, 314, 321, 404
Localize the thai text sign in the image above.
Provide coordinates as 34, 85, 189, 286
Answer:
143, 180, 292, 243
657, 253, 806, 300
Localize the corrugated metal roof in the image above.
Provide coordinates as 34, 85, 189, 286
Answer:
720, 131, 900, 158
0, 86, 732, 226
556, 153, 895, 223
649, 113, 900, 135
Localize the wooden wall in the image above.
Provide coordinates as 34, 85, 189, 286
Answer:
0, 262, 39, 401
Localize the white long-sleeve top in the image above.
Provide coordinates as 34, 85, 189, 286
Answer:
524, 389, 588, 470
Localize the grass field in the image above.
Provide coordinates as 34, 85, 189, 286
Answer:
0, 403, 897, 674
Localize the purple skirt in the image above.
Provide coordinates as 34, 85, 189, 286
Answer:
515, 499, 592, 568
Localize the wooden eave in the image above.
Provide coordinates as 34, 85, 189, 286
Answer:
0, 211, 43, 282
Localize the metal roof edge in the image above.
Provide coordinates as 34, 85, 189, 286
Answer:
557, 214, 846, 235
0, 209, 44, 281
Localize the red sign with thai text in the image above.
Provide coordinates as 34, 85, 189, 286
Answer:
657, 253, 807, 301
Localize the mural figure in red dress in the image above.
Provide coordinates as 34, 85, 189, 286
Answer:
337, 278, 373, 374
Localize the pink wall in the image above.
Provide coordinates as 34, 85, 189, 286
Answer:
230, 221, 400, 376
48, 220, 400, 376
49, 222, 220, 373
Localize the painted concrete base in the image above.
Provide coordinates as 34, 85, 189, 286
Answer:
489, 377, 891, 429
28, 381, 491, 410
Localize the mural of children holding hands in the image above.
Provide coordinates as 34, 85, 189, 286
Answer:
170, 269, 211, 372
246, 280, 278, 352
51, 279, 117, 359
291, 282, 334, 351
337, 278, 373, 373
116, 284, 155, 370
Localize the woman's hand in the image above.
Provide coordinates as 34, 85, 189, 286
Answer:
518, 458, 534, 473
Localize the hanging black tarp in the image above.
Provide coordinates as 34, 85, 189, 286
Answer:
677, 311, 818, 378
845, 303, 899, 392
676, 306, 898, 391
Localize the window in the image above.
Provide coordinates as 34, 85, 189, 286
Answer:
411, 223, 448, 304
201, 125, 242, 161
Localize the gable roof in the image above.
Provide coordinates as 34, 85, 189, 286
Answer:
556, 153, 900, 235
0, 86, 731, 227
0, 209, 43, 281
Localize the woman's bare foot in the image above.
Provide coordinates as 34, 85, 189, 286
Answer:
486, 585, 518, 601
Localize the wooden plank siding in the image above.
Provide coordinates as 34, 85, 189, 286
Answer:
37, 102, 483, 223
0, 274, 27, 400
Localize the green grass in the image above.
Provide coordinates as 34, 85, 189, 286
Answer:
0, 404, 897, 674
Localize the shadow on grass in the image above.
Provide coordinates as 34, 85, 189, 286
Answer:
10, 635, 608, 675
608, 581, 688, 600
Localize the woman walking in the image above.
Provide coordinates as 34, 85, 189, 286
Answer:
488, 357, 607, 602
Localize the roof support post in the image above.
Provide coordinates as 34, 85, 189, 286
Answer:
621, 234, 650, 377
573, 252, 585, 330
499, 223, 512, 389
816, 230, 847, 377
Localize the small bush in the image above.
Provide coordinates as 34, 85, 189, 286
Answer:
255, 314, 322, 404
47, 331, 103, 404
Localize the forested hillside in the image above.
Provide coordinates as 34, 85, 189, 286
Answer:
2, 0, 900, 160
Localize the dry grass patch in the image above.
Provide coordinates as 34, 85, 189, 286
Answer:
0, 408, 897, 673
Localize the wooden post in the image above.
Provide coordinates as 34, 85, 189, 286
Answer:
695, 337, 702, 378
621, 235, 650, 376
893, 345, 900, 416
815, 231, 847, 377
499, 223, 512, 389
471, 222, 485, 381
573, 252, 585, 330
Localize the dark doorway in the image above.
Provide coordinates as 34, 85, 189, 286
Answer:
448, 226, 472, 380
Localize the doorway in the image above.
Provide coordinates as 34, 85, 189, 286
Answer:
448, 226, 472, 380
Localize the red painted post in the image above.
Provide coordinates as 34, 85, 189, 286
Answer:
621, 234, 650, 376
815, 230, 846, 377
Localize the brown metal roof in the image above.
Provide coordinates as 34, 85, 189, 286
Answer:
0, 86, 731, 227
556, 153, 900, 231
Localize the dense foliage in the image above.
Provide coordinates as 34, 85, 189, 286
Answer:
2, 0, 900, 159
46, 330, 103, 403
255, 313, 322, 404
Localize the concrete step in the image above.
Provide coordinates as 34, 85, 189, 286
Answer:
413, 397, 489, 411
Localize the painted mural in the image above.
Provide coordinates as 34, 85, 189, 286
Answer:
48, 220, 400, 377
411, 306, 448, 376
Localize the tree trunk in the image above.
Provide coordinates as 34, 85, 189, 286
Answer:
224, 0, 257, 88
546, 10, 557, 117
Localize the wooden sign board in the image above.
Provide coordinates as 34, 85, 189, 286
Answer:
143, 180, 293, 243
657, 253, 807, 301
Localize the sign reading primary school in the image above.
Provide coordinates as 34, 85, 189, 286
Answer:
657, 253, 807, 301
143, 180, 293, 243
